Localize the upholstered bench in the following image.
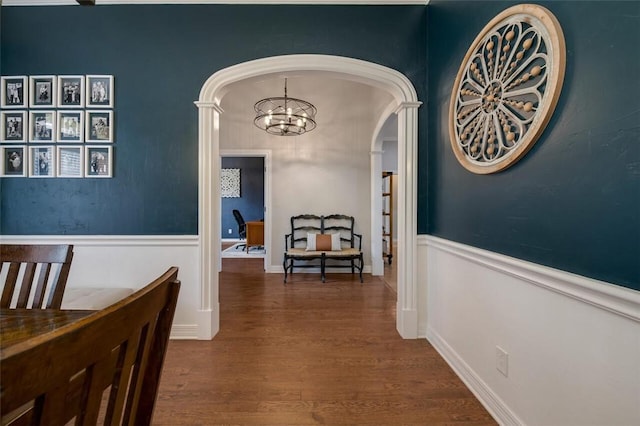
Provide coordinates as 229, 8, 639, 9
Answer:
61, 287, 134, 310
283, 214, 363, 283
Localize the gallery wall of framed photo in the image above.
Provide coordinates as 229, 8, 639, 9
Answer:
0, 74, 114, 178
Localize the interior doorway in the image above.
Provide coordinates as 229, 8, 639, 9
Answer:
196, 54, 421, 340
220, 150, 271, 273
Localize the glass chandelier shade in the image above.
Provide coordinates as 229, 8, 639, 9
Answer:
254, 79, 317, 136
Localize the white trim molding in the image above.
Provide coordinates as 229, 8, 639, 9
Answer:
197, 54, 421, 339
427, 328, 524, 426
423, 235, 640, 322
0, 234, 198, 247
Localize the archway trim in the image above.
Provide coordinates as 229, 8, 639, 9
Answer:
196, 54, 421, 339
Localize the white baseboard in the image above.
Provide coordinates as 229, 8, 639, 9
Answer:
170, 324, 199, 340
426, 327, 523, 426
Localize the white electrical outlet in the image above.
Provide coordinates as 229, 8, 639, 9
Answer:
496, 346, 509, 377
228, 229, 232, 234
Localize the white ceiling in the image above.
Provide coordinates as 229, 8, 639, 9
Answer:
221, 74, 395, 136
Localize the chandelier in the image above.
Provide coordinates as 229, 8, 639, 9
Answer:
254, 78, 317, 136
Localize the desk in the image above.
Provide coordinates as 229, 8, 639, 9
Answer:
1, 308, 94, 350
245, 221, 264, 253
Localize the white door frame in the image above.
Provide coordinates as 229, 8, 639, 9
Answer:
220, 149, 272, 273
195, 54, 421, 339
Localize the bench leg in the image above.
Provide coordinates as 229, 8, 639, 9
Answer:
321, 253, 326, 283
359, 254, 364, 284
283, 256, 294, 284
283, 256, 288, 283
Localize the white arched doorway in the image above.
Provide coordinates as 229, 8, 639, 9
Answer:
195, 54, 421, 339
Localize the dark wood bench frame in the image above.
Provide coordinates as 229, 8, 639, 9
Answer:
283, 214, 364, 283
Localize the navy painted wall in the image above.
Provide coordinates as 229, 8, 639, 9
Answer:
2, 2, 638, 291
427, 1, 640, 290
221, 157, 264, 239
0, 4, 427, 235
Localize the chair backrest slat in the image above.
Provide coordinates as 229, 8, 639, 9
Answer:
0, 262, 21, 307
32, 263, 52, 308
0, 244, 74, 309
0, 267, 180, 426
17, 262, 37, 307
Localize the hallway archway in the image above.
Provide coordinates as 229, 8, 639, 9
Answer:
196, 54, 421, 339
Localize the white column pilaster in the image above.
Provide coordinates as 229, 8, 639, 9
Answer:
395, 101, 421, 339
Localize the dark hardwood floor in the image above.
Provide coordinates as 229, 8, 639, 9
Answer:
153, 258, 496, 425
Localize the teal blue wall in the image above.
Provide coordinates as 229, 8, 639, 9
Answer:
0, 4, 427, 235
2, 2, 639, 291
427, 1, 640, 290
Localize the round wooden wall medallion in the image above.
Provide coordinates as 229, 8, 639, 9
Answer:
448, 4, 566, 174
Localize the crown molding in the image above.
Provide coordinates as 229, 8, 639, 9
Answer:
3, 0, 429, 6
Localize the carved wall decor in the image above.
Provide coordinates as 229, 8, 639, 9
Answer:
220, 168, 240, 198
449, 4, 566, 174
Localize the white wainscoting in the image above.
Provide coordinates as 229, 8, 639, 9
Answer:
0, 235, 202, 339
420, 235, 640, 426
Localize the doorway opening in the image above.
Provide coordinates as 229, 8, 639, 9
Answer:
196, 54, 421, 340
219, 150, 271, 273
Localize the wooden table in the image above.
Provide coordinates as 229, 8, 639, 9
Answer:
245, 220, 264, 253
1, 308, 94, 351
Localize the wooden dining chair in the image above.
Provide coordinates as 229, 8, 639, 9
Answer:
0, 267, 181, 426
0, 244, 74, 309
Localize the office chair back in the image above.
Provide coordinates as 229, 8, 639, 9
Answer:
233, 209, 246, 239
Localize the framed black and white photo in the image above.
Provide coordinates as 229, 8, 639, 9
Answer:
1, 111, 27, 143
58, 75, 85, 108
29, 145, 55, 178
1, 76, 28, 108
85, 145, 112, 178
86, 110, 113, 142
57, 145, 84, 178
29, 110, 56, 143
57, 110, 83, 142
86, 75, 113, 108
1, 145, 27, 177
29, 75, 56, 108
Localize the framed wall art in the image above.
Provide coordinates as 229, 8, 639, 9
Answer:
448, 4, 566, 174
29, 75, 56, 108
1, 145, 27, 177
29, 110, 56, 143
86, 110, 113, 142
85, 145, 112, 178
57, 145, 84, 178
58, 75, 85, 108
220, 168, 241, 198
1, 76, 28, 108
29, 145, 55, 178
1, 111, 27, 143
86, 75, 114, 108
57, 110, 84, 142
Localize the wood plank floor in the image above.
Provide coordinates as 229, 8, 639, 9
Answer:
153, 258, 496, 425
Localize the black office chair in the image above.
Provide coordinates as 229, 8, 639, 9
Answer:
232, 209, 246, 250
